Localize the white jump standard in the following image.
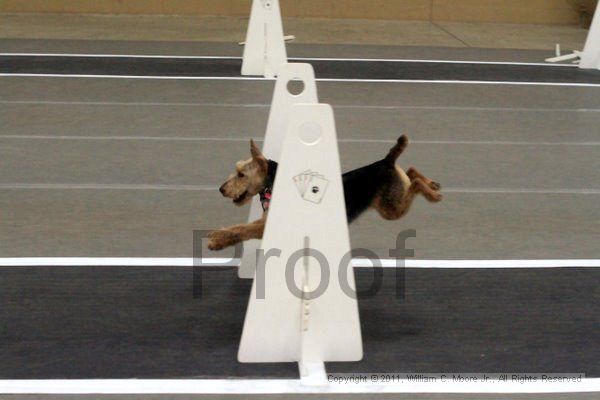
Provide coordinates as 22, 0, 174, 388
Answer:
238, 104, 363, 378
580, 3, 600, 69
242, 0, 288, 77
546, 4, 600, 69
239, 63, 319, 278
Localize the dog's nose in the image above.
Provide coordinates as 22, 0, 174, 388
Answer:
219, 184, 226, 195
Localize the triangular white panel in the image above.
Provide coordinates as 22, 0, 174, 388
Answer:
238, 104, 363, 363
581, 5, 600, 69
241, 0, 288, 77
239, 63, 319, 279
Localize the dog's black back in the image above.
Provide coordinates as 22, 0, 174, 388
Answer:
342, 159, 392, 222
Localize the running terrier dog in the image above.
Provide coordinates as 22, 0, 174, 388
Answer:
208, 135, 442, 250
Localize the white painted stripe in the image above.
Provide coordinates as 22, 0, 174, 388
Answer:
1, 183, 599, 195
0, 73, 267, 81
443, 187, 600, 195
0, 378, 598, 394
0, 100, 271, 108
318, 78, 600, 88
368, 259, 600, 268
0, 135, 260, 142
1, 135, 599, 146
0, 257, 236, 267
0, 52, 577, 67
340, 139, 600, 146
0, 183, 216, 191
2, 100, 599, 113
291, 56, 577, 67
0, 53, 243, 59
1, 258, 599, 268
334, 104, 600, 112
2, 73, 599, 87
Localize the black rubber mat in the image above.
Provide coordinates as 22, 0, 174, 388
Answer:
0, 266, 597, 379
2, 56, 600, 84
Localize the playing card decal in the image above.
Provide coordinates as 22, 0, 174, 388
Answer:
293, 170, 329, 204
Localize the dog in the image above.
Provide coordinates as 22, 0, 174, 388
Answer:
208, 135, 441, 250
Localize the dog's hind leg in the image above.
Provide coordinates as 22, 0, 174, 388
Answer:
411, 178, 443, 203
373, 168, 441, 221
208, 214, 266, 251
407, 167, 441, 191
372, 166, 413, 220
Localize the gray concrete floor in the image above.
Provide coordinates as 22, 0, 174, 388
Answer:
1, 46, 599, 258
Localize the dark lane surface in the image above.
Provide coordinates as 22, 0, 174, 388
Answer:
0, 267, 598, 379
3, 56, 600, 84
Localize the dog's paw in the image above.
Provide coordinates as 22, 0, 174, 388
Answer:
208, 230, 240, 251
430, 181, 442, 191
425, 192, 443, 203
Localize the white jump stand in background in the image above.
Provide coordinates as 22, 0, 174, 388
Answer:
546, 5, 600, 69
242, 0, 288, 77
238, 104, 363, 382
239, 63, 319, 279
580, 4, 600, 69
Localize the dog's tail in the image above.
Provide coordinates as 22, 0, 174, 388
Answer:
384, 135, 408, 164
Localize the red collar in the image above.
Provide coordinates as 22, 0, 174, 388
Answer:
260, 188, 272, 211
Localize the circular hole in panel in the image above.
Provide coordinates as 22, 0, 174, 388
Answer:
287, 78, 305, 96
299, 122, 322, 145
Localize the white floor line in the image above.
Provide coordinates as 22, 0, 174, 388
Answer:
1, 378, 598, 394
334, 104, 600, 112
0, 135, 259, 142
0, 52, 577, 67
2, 73, 599, 87
443, 187, 600, 195
1, 183, 599, 195
290, 57, 577, 67
339, 139, 600, 146
0, 183, 216, 191
2, 100, 599, 113
1, 257, 599, 268
0, 73, 268, 81
0, 53, 244, 60
0, 100, 271, 108
2, 135, 599, 147
319, 78, 600, 88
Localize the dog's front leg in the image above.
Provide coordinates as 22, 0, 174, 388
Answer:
208, 214, 266, 251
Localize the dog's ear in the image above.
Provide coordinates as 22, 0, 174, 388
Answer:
250, 139, 268, 172
250, 139, 264, 159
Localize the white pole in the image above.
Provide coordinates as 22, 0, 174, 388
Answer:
580, 4, 600, 69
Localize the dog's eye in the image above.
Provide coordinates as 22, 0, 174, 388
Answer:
237, 172, 245, 178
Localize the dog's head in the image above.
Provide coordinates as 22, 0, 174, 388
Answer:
219, 140, 269, 206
